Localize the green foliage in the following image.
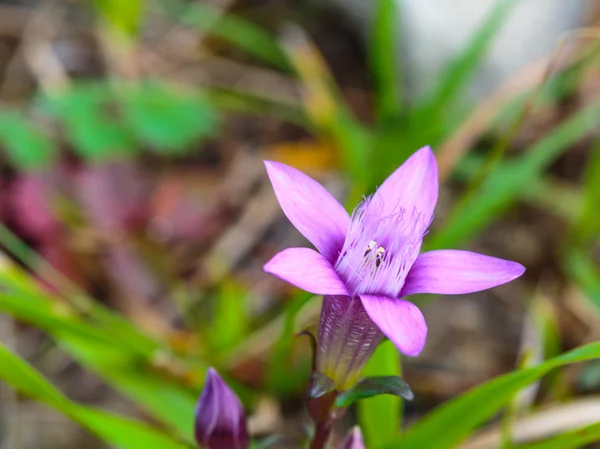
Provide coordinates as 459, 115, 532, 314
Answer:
21, 80, 217, 165
209, 281, 250, 353
518, 421, 600, 449
40, 83, 137, 161
93, 0, 143, 37
358, 341, 402, 447
0, 112, 57, 170
417, 0, 518, 115
428, 98, 600, 250
336, 375, 413, 408
369, 0, 402, 124
0, 258, 199, 443
1, 1, 599, 448
0, 341, 188, 449
384, 342, 600, 449
121, 81, 217, 154
166, 0, 289, 70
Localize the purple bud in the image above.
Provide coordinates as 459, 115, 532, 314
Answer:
339, 427, 365, 449
194, 368, 249, 449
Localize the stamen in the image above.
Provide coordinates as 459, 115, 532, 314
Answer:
334, 194, 427, 298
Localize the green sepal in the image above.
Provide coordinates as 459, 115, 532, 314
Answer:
336, 375, 413, 408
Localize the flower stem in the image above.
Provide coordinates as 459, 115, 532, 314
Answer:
310, 420, 332, 449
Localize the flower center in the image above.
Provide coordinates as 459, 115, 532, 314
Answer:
364, 240, 385, 269
334, 195, 426, 298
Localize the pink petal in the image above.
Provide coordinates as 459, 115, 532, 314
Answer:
360, 295, 427, 357
264, 161, 350, 263
373, 146, 438, 225
264, 248, 349, 296
401, 250, 526, 296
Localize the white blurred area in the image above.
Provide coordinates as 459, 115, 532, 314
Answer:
331, 0, 589, 102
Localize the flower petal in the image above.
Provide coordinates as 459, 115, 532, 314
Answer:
400, 250, 526, 296
265, 161, 350, 263
360, 295, 427, 356
264, 248, 349, 296
373, 146, 438, 225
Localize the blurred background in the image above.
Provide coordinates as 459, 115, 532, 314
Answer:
0, 0, 600, 448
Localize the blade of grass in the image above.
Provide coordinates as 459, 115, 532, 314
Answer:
205, 85, 310, 128
428, 97, 600, 250
0, 341, 189, 449
0, 255, 201, 441
371, 0, 518, 188
358, 341, 402, 446
384, 341, 600, 449
563, 250, 600, 310
370, 0, 402, 124
161, 0, 288, 70
517, 421, 600, 449
417, 0, 518, 116
571, 137, 600, 243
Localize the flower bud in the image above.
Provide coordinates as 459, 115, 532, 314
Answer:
339, 426, 365, 449
194, 368, 249, 449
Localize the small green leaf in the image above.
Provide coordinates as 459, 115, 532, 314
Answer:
0, 112, 57, 170
39, 83, 135, 161
336, 376, 413, 408
121, 82, 217, 154
94, 0, 143, 36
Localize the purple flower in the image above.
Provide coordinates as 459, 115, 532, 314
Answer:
195, 368, 249, 449
339, 427, 365, 449
263, 146, 525, 389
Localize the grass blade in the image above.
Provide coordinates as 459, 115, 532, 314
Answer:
384, 341, 600, 449
0, 341, 188, 449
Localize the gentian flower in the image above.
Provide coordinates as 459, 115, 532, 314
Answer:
338, 427, 365, 449
263, 146, 525, 389
195, 368, 249, 449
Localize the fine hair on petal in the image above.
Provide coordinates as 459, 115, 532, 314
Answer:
334, 192, 429, 298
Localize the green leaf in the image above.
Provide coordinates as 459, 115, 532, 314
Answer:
369, 0, 402, 124
358, 341, 402, 447
0, 341, 187, 449
418, 0, 518, 114
0, 261, 200, 441
93, 0, 143, 36
163, 0, 288, 70
572, 138, 600, 243
266, 291, 314, 394
564, 250, 600, 310
122, 82, 217, 154
40, 83, 136, 161
209, 281, 249, 352
336, 376, 413, 408
384, 341, 600, 449
0, 112, 57, 170
518, 421, 600, 449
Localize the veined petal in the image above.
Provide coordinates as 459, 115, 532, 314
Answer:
360, 295, 427, 357
195, 368, 249, 449
400, 250, 526, 296
264, 161, 350, 263
372, 146, 438, 224
264, 248, 349, 296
